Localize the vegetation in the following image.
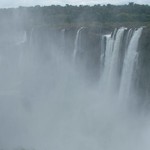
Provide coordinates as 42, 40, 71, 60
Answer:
0, 3, 150, 30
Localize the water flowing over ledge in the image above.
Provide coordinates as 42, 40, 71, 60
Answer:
0, 26, 150, 150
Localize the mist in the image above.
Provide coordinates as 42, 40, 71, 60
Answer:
0, 4, 150, 150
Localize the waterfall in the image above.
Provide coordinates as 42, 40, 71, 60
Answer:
0, 22, 148, 150
72, 26, 143, 99
99, 27, 143, 99
73, 27, 84, 62
124, 29, 134, 53
99, 35, 106, 76
119, 27, 143, 101
100, 28, 126, 93
107, 27, 126, 92
100, 34, 112, 89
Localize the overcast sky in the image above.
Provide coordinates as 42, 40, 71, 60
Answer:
0, 0, 149, 8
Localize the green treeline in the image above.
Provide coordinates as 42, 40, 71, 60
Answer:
0, 3, 150, 29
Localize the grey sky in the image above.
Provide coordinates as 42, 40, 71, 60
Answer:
0, 0, 149, 8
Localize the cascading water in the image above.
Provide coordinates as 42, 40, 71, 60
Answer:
99, 27, 143, 101
99, 35, 106, 76
100, 34, 112, 91
124, 29, 134, 53
107, 27, 126, 93
73, 27, 84, 62
119, 27, 143, 101
99, 28, 126, 94
1, 24, 150, 150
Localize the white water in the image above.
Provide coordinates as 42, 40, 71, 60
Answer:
100, 28, 126, 94
107, 27, 126, 93
99, 27, 143, 101
73, 27, 84, 62
99, 35, 106, 76
119, 27, 143, 101
100, 34, 112, 91
1, 26, 150, 150
124, 29, 134, 52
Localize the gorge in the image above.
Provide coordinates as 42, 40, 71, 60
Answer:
0, 4, 150, 150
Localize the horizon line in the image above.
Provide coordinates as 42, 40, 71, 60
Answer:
0, 2, 150, 9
